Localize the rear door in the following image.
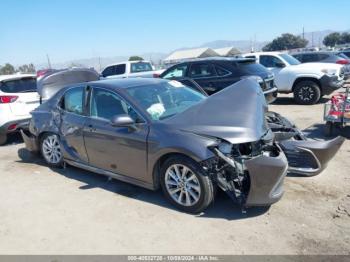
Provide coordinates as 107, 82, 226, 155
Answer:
58, 86, 89, 163
0, 77, 40, 117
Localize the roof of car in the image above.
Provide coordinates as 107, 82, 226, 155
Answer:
242, 51, 287, 56
88, 77, 169, 90
290, 51, 341, 55
104, 60, 151, 68
0, 74, 36, 82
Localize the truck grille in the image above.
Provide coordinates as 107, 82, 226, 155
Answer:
260, 78, 275, 91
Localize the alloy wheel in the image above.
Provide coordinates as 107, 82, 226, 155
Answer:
298, 86, 315, 102
164, 164, 201, 207
42, 134, 62, 164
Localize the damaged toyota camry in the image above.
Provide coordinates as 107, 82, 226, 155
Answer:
22, 77, 288, 213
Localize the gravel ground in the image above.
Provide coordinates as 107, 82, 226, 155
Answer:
0, 92, 349, 255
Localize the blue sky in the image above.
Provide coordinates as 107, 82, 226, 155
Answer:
0, 0, 349, 65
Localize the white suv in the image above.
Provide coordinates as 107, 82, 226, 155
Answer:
242, 52, 344, 104
0, 74, 40, 145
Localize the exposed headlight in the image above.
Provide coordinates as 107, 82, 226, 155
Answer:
218, 141, 232, 154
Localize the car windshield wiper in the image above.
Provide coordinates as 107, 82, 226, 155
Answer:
21, 90, 37, 93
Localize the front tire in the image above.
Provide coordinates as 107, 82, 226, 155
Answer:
40, 133, 63, 167
293, 80, 321, 105
160, 155, 214, 214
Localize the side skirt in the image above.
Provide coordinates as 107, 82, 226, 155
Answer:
64, 159, 156, 190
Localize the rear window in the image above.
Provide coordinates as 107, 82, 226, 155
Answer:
236, 61, 269, 74
130, 62, 153, 73
0, 77, 37, 93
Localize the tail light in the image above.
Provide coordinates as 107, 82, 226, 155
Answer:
7, 124, 17, 131
153, 73, 160, 78
0, 96, 18, 103
336, 59, 350, 65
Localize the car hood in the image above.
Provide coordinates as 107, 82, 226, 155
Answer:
37, 68, 99, 100
290, 62, 342, 72
165, 78, 269, 144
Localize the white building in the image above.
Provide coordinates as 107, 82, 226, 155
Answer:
163, 47, 219, 65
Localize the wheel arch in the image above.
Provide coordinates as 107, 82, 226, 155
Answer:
292, 77, 321, 92
151, 152, 202, 190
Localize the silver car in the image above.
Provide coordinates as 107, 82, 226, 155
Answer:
22, 77, 289, 213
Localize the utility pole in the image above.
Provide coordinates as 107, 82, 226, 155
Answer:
46, 54, 52, 69
311, 32, 314, 47
302, 26, 305, 41
98, 56, 102, 72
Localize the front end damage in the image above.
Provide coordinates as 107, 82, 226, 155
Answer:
266, 111, 345, 176
201, 132, 288, 207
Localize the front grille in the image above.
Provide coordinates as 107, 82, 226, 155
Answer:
284, 149, 318, 169
260, 79, 274, 91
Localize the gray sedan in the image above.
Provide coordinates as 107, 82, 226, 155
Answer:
22, 78, 289, 213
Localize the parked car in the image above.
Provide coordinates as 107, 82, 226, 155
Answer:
22, 77, 289, 213
176, 78, 344, 176
242, 52, 345, 104
159, 57, 278, 103
341, 48, 350, 59
291, 51, 350, 78
0, 74, 40, 145
100, 60, 164, 79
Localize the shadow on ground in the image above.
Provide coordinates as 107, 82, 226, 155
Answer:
17, 147, 269, 220
302, 123, 350, 140
272, 96, 330, 106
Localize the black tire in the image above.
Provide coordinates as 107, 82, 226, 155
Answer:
40, 133, 63, 168
293, 80, 321, 105
0, 134, 7, 146
160, 155, 214, 214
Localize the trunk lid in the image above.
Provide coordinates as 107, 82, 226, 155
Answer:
37, 68, 99, 100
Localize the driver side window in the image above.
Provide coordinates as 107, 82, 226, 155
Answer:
90, 88, 141, 122
260, 55, 284, 68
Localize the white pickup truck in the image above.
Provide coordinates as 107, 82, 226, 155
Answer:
242, 52, 345, 104
100, 60, 164, 79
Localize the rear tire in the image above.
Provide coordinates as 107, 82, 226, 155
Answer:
293, 80, 321, 105
40, 133, 63, 168
160, 155, 214, 214
0, 134, 7, 146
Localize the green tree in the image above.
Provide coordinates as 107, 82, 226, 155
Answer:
262, 33, 308, 51
0, 63, 16, 75
17, 63, 36, 73
340, 32, 350, 45
128, 56, 144, 61
323, 32, 341, 47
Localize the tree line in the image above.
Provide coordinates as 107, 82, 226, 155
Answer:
0, 63, 36, 75
262, 31, 350, 51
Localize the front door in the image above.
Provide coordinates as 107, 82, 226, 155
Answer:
83, 87, 149, 182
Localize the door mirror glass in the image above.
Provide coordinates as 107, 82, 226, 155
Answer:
111, 114, 135, 127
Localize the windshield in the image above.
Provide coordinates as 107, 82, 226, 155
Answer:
280, 54, 300, 65
126, 81, 206, 120
0, 77, 37, 93
130, 62, 153, 73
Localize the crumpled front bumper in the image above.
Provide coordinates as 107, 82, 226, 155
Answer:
279, 136, 345, 176
244, 148, 288, 206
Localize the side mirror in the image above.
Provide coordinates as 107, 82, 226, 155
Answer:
111, 114, 135, 127
275, 62, 285, 68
